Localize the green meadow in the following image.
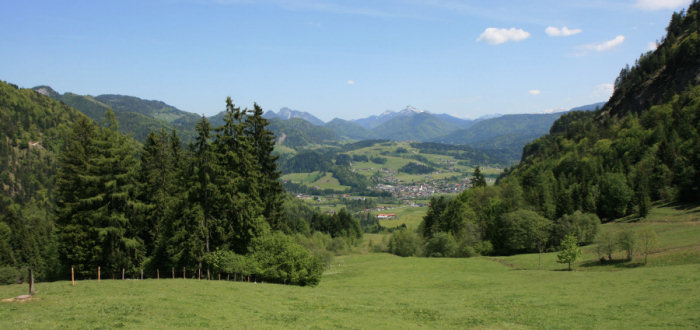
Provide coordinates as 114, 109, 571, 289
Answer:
2, 204, 699, 329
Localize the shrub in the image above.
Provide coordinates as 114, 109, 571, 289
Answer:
595, 231, 617, 262
251, 232, 325, 286
0, 266, 19, 285
555, 211, 601, 245
473, 241, 494, 256
617, 230, 637, 261
388, 230, 423, 257
424, 232, 457, 257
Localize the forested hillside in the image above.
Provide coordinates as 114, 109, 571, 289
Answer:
34, 87, 195, 142
1, 86, 363, 286
406, 2, 699, 258
1, 81, 87, 280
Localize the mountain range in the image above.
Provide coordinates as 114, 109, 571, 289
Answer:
30, 84, 604, 161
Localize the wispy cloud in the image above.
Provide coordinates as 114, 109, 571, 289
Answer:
477, 27, 531, 45
545, 26, 582, 37
647, 41, 659, 51
346, 80, 355, 85
593, 83, 615, 98
578, 35, 625, 54
529, 89, 541, 95
634, 0, 691, 10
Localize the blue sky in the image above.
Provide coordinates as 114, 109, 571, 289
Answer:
0, 0, 692, 121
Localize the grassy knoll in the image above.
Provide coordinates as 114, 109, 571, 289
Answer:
2, 253, 699, 328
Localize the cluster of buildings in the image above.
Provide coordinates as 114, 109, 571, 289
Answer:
375, 179, 471, 198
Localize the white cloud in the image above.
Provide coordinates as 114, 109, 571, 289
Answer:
647, 41, 659, 51
529, 89, 541, 95
635, 0, 691, 10
346, 80, 355, 85
581, 35, 625, 52
477, 27, 531, 45
594, 83, 615, 98
545, 26, 582, 37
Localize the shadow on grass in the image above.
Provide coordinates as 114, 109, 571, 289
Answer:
579, 259, 645, 269
660, 201, 700, 212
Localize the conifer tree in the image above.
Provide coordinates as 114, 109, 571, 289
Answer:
190, 116, 218, 255
245, 103, 285, 230
470, 166, 487, 188
213, 98, 266, 254
136, 129, 177, 256
56, 111, 144, 277
91, 110, 144, 276
56, 116, 100, 277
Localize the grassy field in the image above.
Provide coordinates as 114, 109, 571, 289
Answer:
2, 204, 698, 328
281, 171, 351, 192
376, 206, 428, 230
1, 253, 698, 328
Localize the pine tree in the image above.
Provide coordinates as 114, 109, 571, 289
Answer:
136, 129, 180, 256
213, 98, 266, 254
470, 166, 487, 188
90, 110, 144, 276
56, 111, 144, 278
56, 116, 100, 277
245, 103, 285, 230
191, 116, 218, 255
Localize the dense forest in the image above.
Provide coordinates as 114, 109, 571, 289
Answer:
390, 2, 699, 258
0, 85, 362, 286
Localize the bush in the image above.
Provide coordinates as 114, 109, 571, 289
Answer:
251, 232, 325, 286
424, 232, 457, 257
617, 230, 637, 261
555, 211, 600, 245
595, 231, 617, 262
473, 241, 494, 256
388, 230, 423, 257
0, 266, 20, 285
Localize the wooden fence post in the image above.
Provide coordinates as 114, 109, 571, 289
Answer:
183, 267, 186, 279
218, 273, 221, 281
172, 267, 174, 279
98, 266, 101, 283
71, 267, 75, 286
122, 268, 125, 280
198, 266, 201, 280
28, 268, 35, 295
207, 268, 210, 281
157, 269, 160, 280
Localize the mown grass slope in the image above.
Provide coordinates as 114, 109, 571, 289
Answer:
2, 204, 699, 328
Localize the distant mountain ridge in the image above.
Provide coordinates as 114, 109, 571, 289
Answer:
29, 85, 605, 154
264, 107, 325, 126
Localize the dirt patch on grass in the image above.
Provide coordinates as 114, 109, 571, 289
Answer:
1, 295, 39, 303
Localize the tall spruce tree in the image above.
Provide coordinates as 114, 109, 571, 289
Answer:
56, 110, 144, 278
213, 98, 267, 254
91, 110, 144, 276
245, 103, 285, 230
136, 129, 178, 256
56, 116, 100, 277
